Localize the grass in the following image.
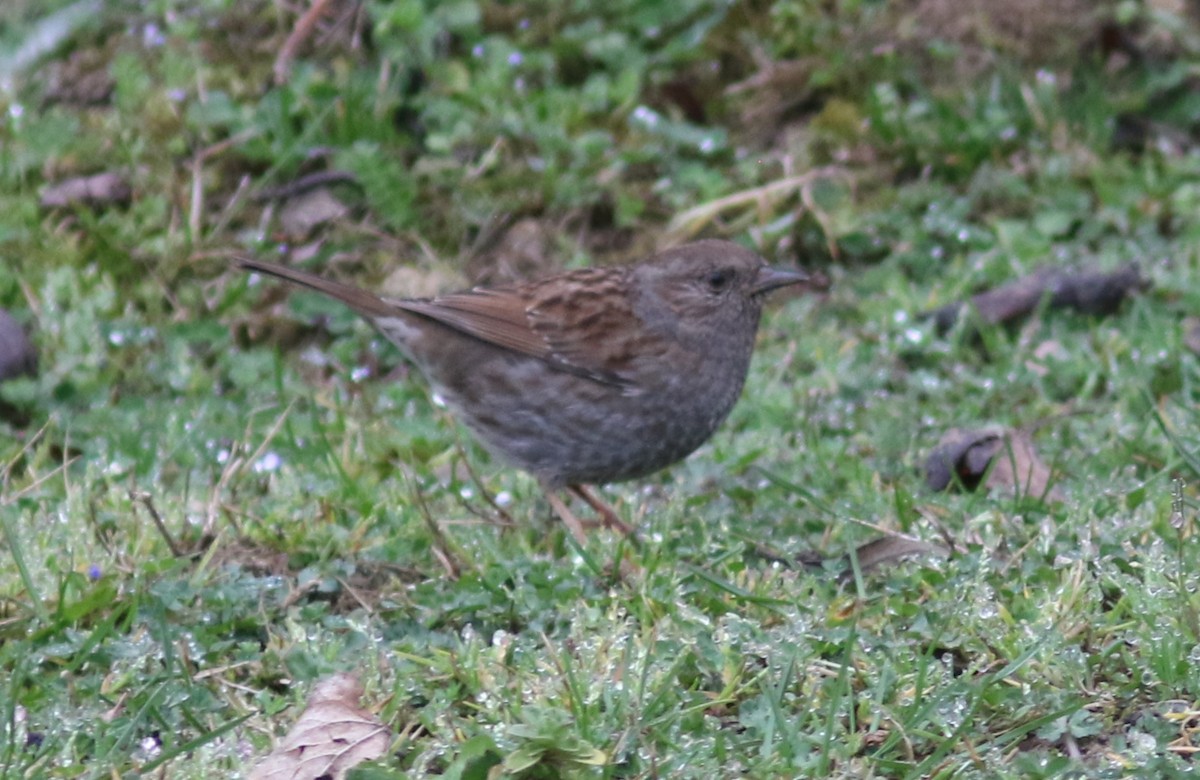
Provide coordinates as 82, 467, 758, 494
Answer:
3, 0, 1200, 777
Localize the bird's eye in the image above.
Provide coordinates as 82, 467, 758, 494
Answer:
705, 268, 732, 293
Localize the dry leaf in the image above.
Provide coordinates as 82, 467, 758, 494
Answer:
40, 171, 131, 209
1183, 316, 1200, 356
466, 218, 557, 286
0, 309, 37, 382
844, 533, 948, 576
278, 187, 350, 240
43, 46, 115, 105
249, 673, 391, 780
925, 426, 1062, 501
924, 265, 1146, 334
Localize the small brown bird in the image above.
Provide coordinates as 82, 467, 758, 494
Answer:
239, 240, 807, 545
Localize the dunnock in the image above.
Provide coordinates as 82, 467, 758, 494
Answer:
239, 240, 807, 544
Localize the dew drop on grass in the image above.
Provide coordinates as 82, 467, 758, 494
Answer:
253, 451, 282, 472
1129, 730, 1156, 755
137, 735, 162, 760
141, 22, 165, 47
631, 105, 659, 128
937, 697, 967, 732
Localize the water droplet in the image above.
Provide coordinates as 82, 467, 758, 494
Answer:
142, 23, 165, 47
253, 451, 282, 473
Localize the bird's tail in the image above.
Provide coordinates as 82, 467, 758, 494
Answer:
237, 258, 397, 319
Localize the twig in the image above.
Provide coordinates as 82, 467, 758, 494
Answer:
130, 490, 183, 557
664, 166, 850, 241
404, 470, 463, 580
274, 0, 339, 85
253, 170, 360, 202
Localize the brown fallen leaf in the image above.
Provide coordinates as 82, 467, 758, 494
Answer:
466, 218, 557, 287
277, 187, 350, 240
43, 46, 115, 106
0, 309, 37, 382
843, 533, 949, 575
925, 265, 1146, 334
748, 530, 949, 577
1183, 316, 1200, 357
40, 172, 131, 209
249, 673, 391, 780
925, 426, 1063, 501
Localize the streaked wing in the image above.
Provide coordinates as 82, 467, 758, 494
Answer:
395, 268, 638, 388
397, 289, 549, 358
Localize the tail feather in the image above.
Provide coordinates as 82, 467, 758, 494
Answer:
237, 258, 396, 319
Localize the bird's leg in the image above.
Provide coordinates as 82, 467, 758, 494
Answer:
543, 488, 591, 548
568, 484, 638, 539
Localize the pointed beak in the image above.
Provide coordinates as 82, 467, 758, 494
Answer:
751, 265, 809, 296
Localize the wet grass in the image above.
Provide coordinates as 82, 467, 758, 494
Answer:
3, 0, 1200, 777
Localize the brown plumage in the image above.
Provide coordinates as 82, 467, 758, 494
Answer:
239, 240, 807, 544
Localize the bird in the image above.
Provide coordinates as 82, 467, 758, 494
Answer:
238, 239, 808, 545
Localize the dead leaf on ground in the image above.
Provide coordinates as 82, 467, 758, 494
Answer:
1025, 339, 1068, 377
466, 217, 558, 286
925, 426, 1063, 501
249, 672, 391, 780
841, 533, 949, 579
43, 46, 115, 105
749, 530, 948, 577
278, 187, 350, 240
924, 265, 1147, 335
0, 309, 37, 382
1183, 317, 1200, 356
40, 172, 131, 209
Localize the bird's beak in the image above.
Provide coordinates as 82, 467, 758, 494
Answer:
751, 265, 809, 296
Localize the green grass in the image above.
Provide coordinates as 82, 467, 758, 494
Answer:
3, 0, 1200, 777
